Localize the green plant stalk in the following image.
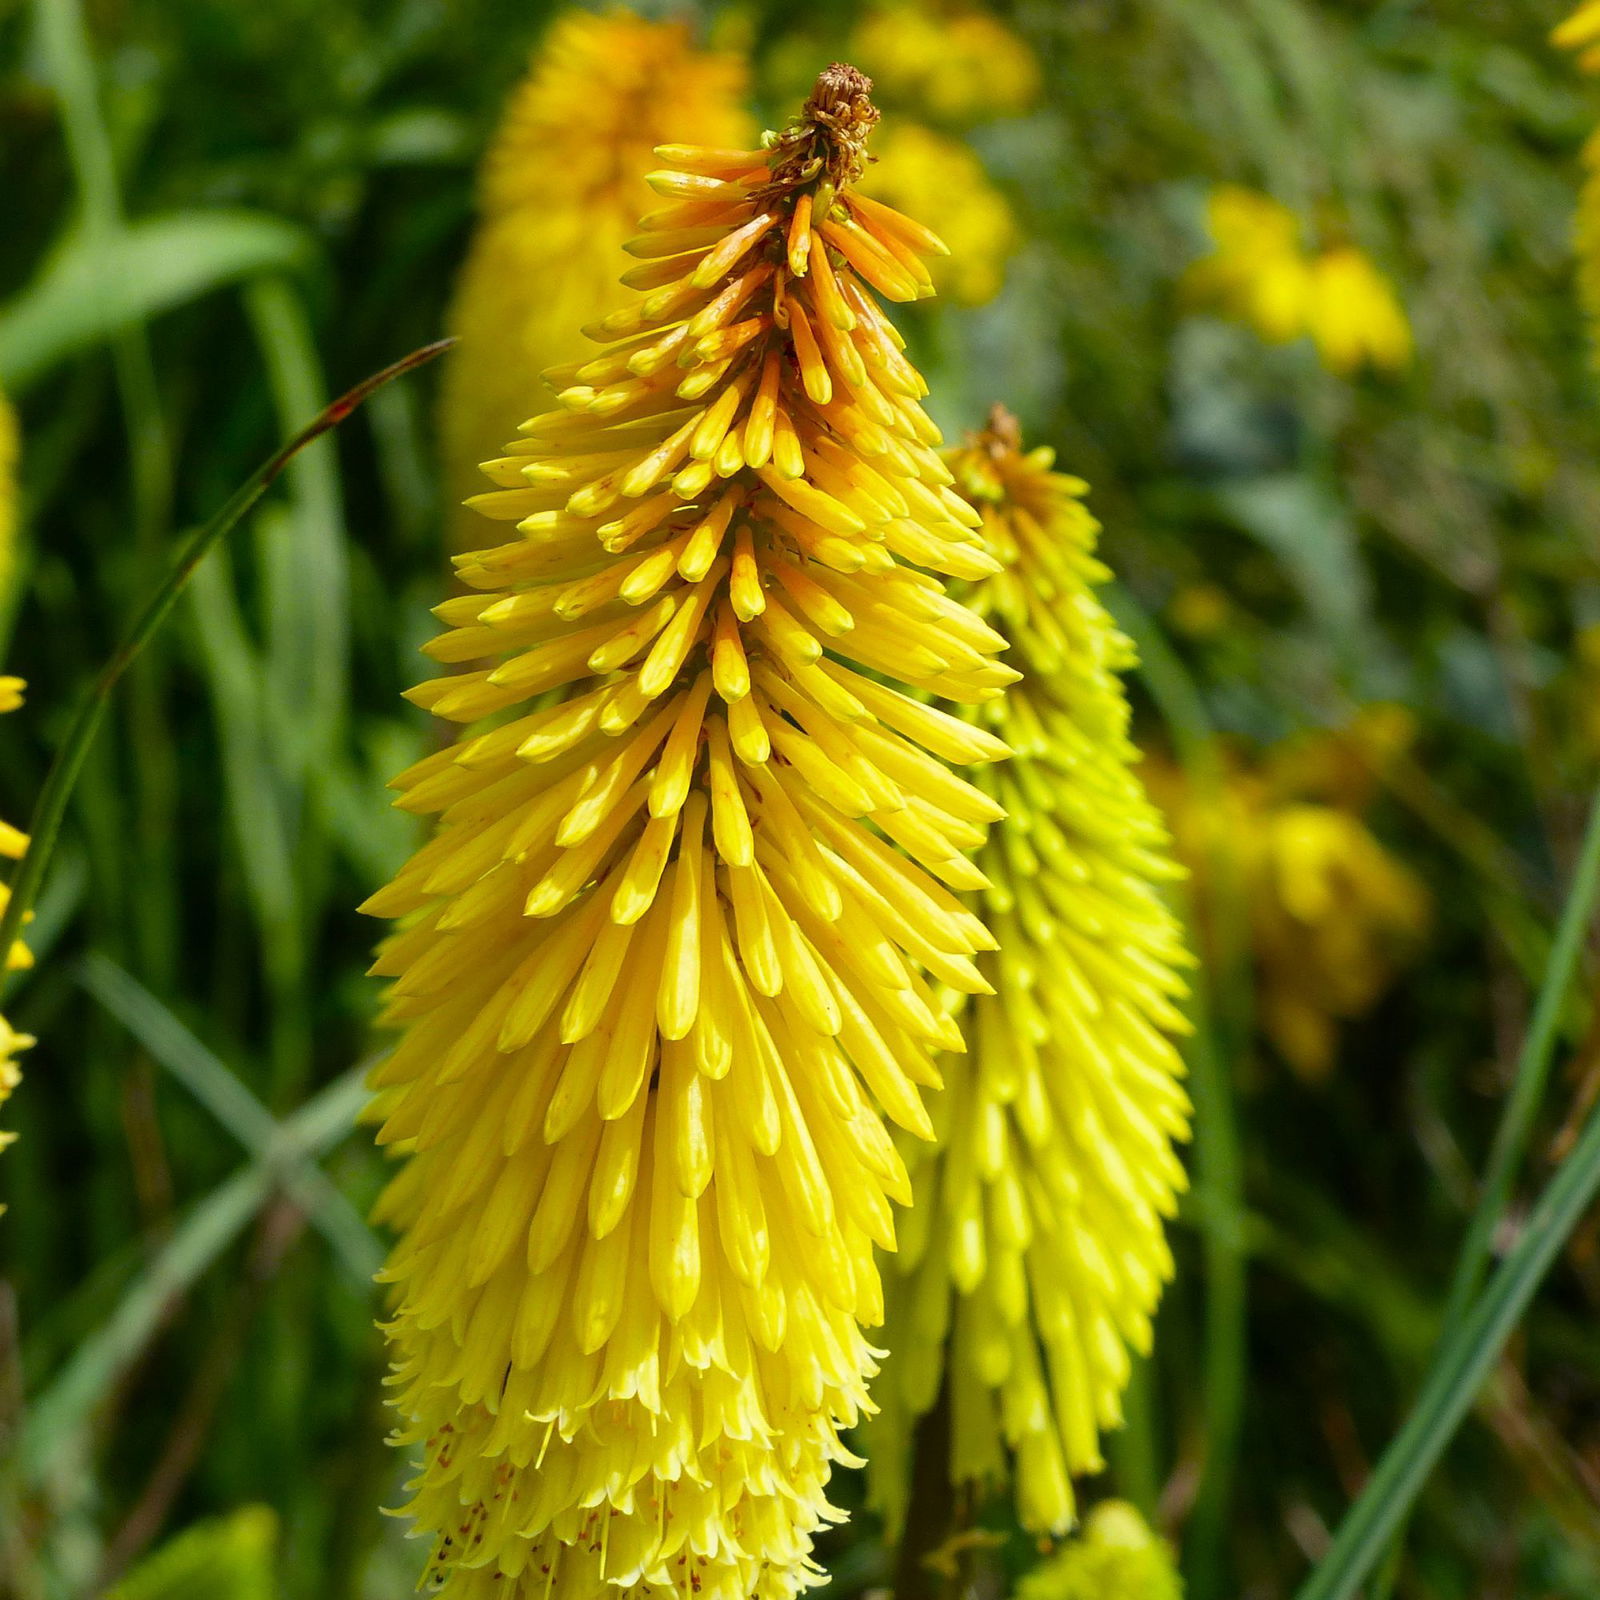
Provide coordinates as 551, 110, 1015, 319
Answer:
0, 337, 454, 995
1107, 584, 1250, 1598
1110, 1353, 1161, 1520
1293, 1078, 1600, 1600
36, 0, 181, 988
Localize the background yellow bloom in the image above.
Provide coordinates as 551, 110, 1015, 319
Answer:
439, 14, 748, 547
1185, 186, 1411, 374
850, 3, 1040, 125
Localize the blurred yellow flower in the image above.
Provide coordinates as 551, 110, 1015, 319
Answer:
1556, 8, 1600, 347
0, 674, 32, 1195
1555, 1, 1600, 75
1014, 1501, 1183, 1600
1250, 802, 1429, 1078
1306, 245, 1413, 376
851, 3, 1040, 124
1184, 186, 1312, 344
1152, 719, 1428, 1082
439, 13, 748, 547
1185, 186, 1411, 375
867, 410, 1192, 1536
861, 122, 1018, 304
367, 68, 1015, 1599
104, 1505, 277, 1600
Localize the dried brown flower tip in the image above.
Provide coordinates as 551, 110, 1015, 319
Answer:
766, 62, 880, 193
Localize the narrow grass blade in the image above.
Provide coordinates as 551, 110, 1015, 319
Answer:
0, 214, 313, 393
1442, 786, 1600, 1327
1293, 1086, 1600, 1600
75, 953, 382, 1285
1369, 782, 1600, 1593
0, 336, 453, 998
15, 1065, 370, 1488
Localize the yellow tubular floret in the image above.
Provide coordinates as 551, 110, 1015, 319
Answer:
863, 408, 1194, 1536
368, 65, 1016, 1600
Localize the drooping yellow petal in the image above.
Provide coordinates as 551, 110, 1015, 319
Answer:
864, 408, 1193, 1537
859, 124, 1017, 306
370, 65, 1016, 1600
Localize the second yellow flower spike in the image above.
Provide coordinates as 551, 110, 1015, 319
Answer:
866, 409, 1193, 1536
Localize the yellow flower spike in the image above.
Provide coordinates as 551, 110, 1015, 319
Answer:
369, 65, 1017, 1600
439, 14, 750, 550
1014, 1501, 1184, 1600
864, 409, 1193, 1538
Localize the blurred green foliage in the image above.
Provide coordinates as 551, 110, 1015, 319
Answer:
1, 1, 1599, 1598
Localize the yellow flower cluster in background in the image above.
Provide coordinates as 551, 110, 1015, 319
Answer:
1014, 1501, 1183, 1600
0, 674, 32, 1196
439, 14, 748, 546
867, 411, 1192, 1535
844, 3, 1036, 305
1184, 185, 1412, 375
1152, 711, 1429, 1082
368, 66, 1018, 1598
850, 2, 1040, 123
1555, 5, 1600, 355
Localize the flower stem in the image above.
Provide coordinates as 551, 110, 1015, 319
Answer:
0, 337, 453, 996
1107, 584, 1249, 1599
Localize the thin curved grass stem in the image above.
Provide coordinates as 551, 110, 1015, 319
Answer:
0, 337, 454, 999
